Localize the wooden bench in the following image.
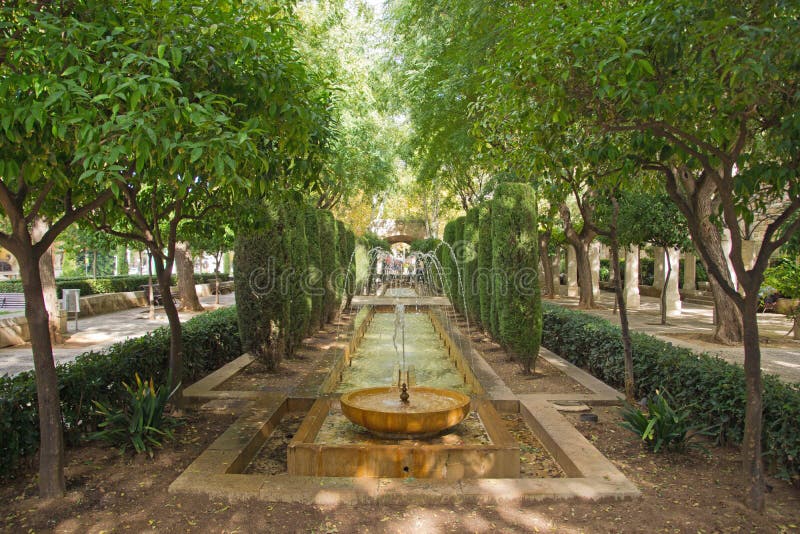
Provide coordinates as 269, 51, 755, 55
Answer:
0, 293, 25, 309
141, 285, 165, 306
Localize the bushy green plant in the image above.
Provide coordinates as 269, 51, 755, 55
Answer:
542, 303, 800, 486
0, 273, 230, 298
90, 374, 179, 456
318, 210, 340, 323
234, 203, 289, 370
284, 200, 311, 358
0, 306, 241, 475
477, 201, 494, 332
764, 258, 800, 299
463, 208, 481, 322
409, 237, 440, 254
639, 257, 655, 286
442, 218, 462, 310
491, 183, 542, 374
620, 390, 710, 452
305, 205, 323, 334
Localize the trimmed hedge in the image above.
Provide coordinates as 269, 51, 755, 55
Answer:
542, 303, 800, 486
0, 306, 241, 475
463, 207, 481, 323
233, 204, 289, 370
0, 274, 230, 298
305, 206, 324, 334
285, 201, 311, 358
491, 183, 542, 373
477, 201, 494, 332
318, 210, 340, 323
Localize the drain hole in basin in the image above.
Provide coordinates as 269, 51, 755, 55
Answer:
403, 466, 409, 473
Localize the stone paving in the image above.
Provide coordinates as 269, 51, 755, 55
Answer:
552, 288, 800, 383
0, 292, 235, 376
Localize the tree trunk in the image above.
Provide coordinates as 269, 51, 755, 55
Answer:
33, 218, 63, 344
740, 293, 765, 512
153, 255, 183, 403
664, 167, 743, 343
573, 241, 595, 308
175, 241, 203, 311
660, 249, 672, 325
19, 251, 65, 498
539, 231, 556, 299
611, 240, 635, 401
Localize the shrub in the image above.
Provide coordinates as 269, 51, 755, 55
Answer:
639, 257, 655, 286
305, 206, 323, 334
491, 183, 542, 374
285, 201, 311, 358
477, 201, 494, 332
0, 306, 241, 475
542, 303, 800, 486
318, 210, 340, 323
463, 208, 481, 323
0, 274, 230, 298
442, 218, 464, 311
90, 374, 179, 456
620, 389, 710, 452
409, 237, 440, 254
233, 203, 289, 370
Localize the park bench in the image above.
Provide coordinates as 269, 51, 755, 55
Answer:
0, 292, 25, 309
140, 285, 180, 307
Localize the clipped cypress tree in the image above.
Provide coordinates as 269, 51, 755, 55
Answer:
344, 228, 357, 307
233, 202, 289, 371
442, 219, 459, 307
491, 183, 542, 374
318, 210, 340, 323
463, 207, 481, 323
335, 219, 349, 309
304, 205, 323, 334
284, 199, 311, 358
477, 201, 495, 334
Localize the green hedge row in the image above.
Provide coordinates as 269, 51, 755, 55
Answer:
0, 306, 241, 475
442, 183, 543, 373
0, 273, 230, 298
233, 201, 354, 369
541, 303, 800, 486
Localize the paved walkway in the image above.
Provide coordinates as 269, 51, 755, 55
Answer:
550, 289, 800, 384
0, 293, 235, 376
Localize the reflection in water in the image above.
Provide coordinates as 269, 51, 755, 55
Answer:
336, 312, 470, 394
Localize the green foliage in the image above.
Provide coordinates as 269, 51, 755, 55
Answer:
491, 183, 542, 374
0, 307, 241, 475
442, 218, 462, 310
90, 374, 178, 456
764, 258, 800, 300
542, 303, 800, 486
409, 238, 440, 254
233, 203, 289, 370
463, 208, 481, 322
318, 210, 340, 323
285, 200, 311, 358
304, 206, 324, 334
620, 390, 710, 453
362, 232, 391, 252
0, 274, 228, 298
477, 201, 494, 332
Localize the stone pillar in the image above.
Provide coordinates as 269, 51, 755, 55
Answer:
665, 247, 682, 317
741, 239, 759, 270
653, 246, 665, 289
683, 252, 696, 291
551, 248, 561, 293
567, 245, 579, 297
624, 246, 640, 309
721, 228, 738, 290
590, 242, 601, 299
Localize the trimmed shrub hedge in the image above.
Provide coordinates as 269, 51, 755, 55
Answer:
541, 303, 800, 486
477, 201, 494, 332
318, 210, 340, 323
0, 306, 241, 475
233, 204, 289, 370
491, 183, 542, 373
0, 274, 230, 299
305, 206, 324, 334
463, 207, 481, 323
285, 201, 311, 358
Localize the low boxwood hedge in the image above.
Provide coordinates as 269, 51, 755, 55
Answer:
0, 273, 230, 298
0, 306, 241, 476
542, 303, 800, 486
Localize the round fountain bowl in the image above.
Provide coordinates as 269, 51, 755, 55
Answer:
339, 386, 471, 439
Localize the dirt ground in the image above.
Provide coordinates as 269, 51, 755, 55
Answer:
2, 314, 800, 533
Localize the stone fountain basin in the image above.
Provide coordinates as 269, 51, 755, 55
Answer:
340, 386, 471, 439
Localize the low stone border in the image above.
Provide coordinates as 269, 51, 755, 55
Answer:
171, 301, 639, 504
